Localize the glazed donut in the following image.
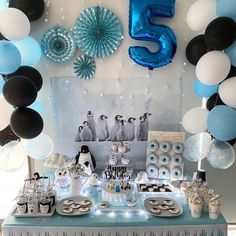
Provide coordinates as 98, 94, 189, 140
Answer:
160, 141, 171, 153
146, 164, 158, 178
172, 154, 183, 165
158, 167, 170, 179
147, 152, 158, 164
171, 167, 182, 180
148, 140, 159, 152
159, 154, 170, 165
172, 142, 184, 154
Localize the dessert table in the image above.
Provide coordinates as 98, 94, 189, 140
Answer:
1, 189, 227, 236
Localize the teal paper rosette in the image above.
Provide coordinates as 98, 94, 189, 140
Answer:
73, 55, 96, 80
41, 25, 76, 64
74, 6, 123, 58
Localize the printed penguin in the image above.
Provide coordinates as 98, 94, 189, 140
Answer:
116, 119, 126, 141
110, 114, 123, 141
87, 111, 96, 141
75, 126, 83, 142
80, 121, 92, 141
75, 145, 96, 176
96, 115, 109, 141
124, 117, 136, 141
143, 112, 152, 130
136, 116, 148, 141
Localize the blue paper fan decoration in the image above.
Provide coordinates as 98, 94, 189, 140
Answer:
73, 55, 96, 80
74, 6, 123, 58
41, 25, 76, 64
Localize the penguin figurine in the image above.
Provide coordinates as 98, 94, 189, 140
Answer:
96, 114, 109, 141
143, 112, 152, 130
116, 119, 126, 141
110, 114, 123, 141
87, 111, 96, 141
136, 116, 148, 141
75, 145, 96, 176
75, 126, 83, 142
124, 117, 136, 141
80, 121, 92, 141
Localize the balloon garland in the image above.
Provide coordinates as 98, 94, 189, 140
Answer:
183, 0, 236, 169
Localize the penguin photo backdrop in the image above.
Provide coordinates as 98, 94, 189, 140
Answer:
146, 131, 185, 180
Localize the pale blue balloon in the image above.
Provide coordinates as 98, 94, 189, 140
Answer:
0, 74, 4, 93
0, 0, 8, 11
0, 41, 21, 74
29, 101, 42, 115
183, 132, 212, 162
225, 41, 236, 67
207, 139, 235, 169
208, 105, 236, 141
194, 79, 219, 98
12, 37, 41, 66
217, 0, 236, 21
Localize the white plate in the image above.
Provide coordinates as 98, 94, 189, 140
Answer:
56, 196, 94, 216
144, 197, 183, 217
11, 205, 56, 218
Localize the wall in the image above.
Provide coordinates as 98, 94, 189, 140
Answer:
27, 0, 235, 223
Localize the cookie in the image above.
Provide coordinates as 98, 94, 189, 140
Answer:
71, 203, 81, 209
163, 200, 174, 206
158, 204, 169, 210
148, 200, 159, 206
99, 201, 109, 209
62, 207, 73, 214
80, 199, 91, 206
168, 208, 180, 214
79, 206, 90, 212
150, 207, 161, 214
63, 199, 74, 206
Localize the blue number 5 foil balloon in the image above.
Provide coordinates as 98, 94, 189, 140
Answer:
129, 0, 176, 70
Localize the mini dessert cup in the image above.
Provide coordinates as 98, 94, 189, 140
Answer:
209, 196, 221, 220
191, 198, 203, 218
111, 143, 118, 152
39, 196, 51, 214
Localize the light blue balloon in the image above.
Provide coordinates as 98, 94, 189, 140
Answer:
29, 101, 42, 115
208, 105, 236, 141
225, 41, 236, 67
0, 74, 4, 94
12, 37, 41, 66
194, 79, 219, 98
0, 41, 21, 74
217, 0, 236, 21
207, 139, 235, 169
0, 0, 8, 11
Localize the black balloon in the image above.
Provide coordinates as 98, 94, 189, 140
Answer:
0, 33, 8, 41
205, 17, 236, 50
10, 108, 44, 139
8, 66, 43, 91
206, 93, 225, 111
3, 76, 37, 108
9, 0, 45, 22
225, 65, 236, 80
186, 35, 209, 65
227, 138, 236, 146
0, 125, 20, 146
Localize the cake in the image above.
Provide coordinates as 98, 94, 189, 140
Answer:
101, 181, 134, 206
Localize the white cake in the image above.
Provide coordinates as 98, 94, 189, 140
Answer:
102, 181, 134, 206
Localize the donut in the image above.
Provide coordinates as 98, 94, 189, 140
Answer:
150, 207, 161, 214
159, 154, 170, 165
168, 208, 180, 214
158, 204, 169, 210
172, 142, 184, 154
159, 141, 171, 153
148, 187, 153, 192
172, 154, 183, 165
146, 165, 158, 178
171, 167, 182, 180
163, 200, 174, 206
80, 199, 92, 207
71, 203, 81, 209
62, 207, 73, 214
63, 199, 74, 206
148, 140, 159, 152
158, 167, 170, 179
78, 206, 90, 212
159, 187, 166, 192
147, 152, 158, 164
148, 200, 159, 206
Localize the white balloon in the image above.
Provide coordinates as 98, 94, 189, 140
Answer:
182, 107, 209, 134
196, 51, 231, 85
219, 76, 236, 109
0, 8, 30, 40
26, 133, 54, 160
0, 141, 27, 172
186, 0, 217, 32
0, 96, 13, 130
184, 132, 212, 162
